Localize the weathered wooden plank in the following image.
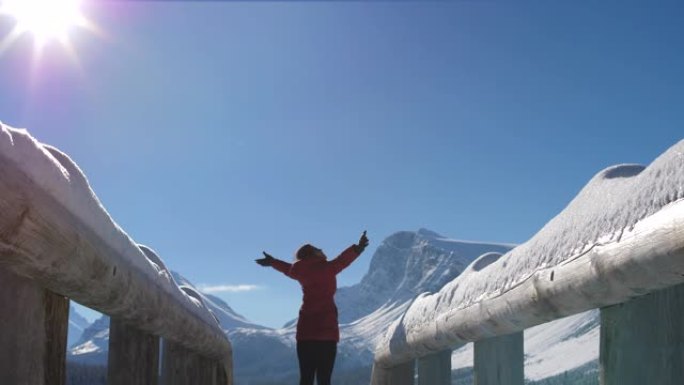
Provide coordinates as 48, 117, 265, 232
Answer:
216, 361, 229, 385
370, 360, 415, 385
600, 283, 684, 385
0, 267, 68, 385
195, 357, 218, 385
108, 318, 160, 385
161, 340, 187, 385
417, 349, 451, 385
474, 332, 523, 385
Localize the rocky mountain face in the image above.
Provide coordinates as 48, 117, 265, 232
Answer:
336, 229, 514, 323
69, 315, 110, 365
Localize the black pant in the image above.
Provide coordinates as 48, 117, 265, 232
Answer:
296, 340, 337, 385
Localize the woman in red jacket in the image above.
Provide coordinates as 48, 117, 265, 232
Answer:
255, 231, 369, 385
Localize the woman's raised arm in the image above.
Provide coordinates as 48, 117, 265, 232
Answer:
329, 231, 369, 275
256, 251, 295, 279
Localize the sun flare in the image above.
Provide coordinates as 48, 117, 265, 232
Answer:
1, 0, 87, 47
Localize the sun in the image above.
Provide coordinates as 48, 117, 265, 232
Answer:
0, 0, 87, 47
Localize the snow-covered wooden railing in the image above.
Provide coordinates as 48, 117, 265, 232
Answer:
371, 140, 684, 385
0, 123, 232, 385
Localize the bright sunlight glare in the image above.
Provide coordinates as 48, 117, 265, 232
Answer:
0, 0, 86, 46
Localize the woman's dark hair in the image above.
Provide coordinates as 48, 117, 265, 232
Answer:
296, 244, 317, 260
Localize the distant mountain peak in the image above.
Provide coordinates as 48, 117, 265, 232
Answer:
416, 228, 444, 239
336, 230, 515, 324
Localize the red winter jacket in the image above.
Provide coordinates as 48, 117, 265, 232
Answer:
270, 246, 360, 342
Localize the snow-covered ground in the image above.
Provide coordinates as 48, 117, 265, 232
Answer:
451, 310, 600, 381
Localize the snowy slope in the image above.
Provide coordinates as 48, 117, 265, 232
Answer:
451, 310, 600, 381
171, 271, 267, 332
523, 310, 599, 380
69, 315, 110, 364
67, 305, 91, 349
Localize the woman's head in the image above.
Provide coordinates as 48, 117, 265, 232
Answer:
296, 244, 326, 261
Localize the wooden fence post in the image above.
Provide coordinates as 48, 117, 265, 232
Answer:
0, 267, 69, 385
474, 332, 523, 385
370, 360, 415, 385
417, 349, 451, 385
161, 339, 220, 385
216, 361, 229, 385
108, 318, 160, 385
600, 283, 684, 385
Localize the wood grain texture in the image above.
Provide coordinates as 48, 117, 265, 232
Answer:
0, 268, 68, 385
161, 340, 224, 385
417, 349, 452, 385
108, 318, 160, 385
600, 283, 684, 385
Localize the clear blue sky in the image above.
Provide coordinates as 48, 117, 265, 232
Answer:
0, 0, 682, 328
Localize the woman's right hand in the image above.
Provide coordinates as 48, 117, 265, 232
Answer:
255, 251, 275, 267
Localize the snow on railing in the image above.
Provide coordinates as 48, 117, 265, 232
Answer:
0, 123, 232, 385
371, 139, 684, 385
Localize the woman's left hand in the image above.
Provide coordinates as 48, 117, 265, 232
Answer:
356, 231, 369, 253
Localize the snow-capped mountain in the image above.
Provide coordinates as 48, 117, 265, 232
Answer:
69, 315, 110, 364
336, 228, 515, 323
67, 305, 91, 349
